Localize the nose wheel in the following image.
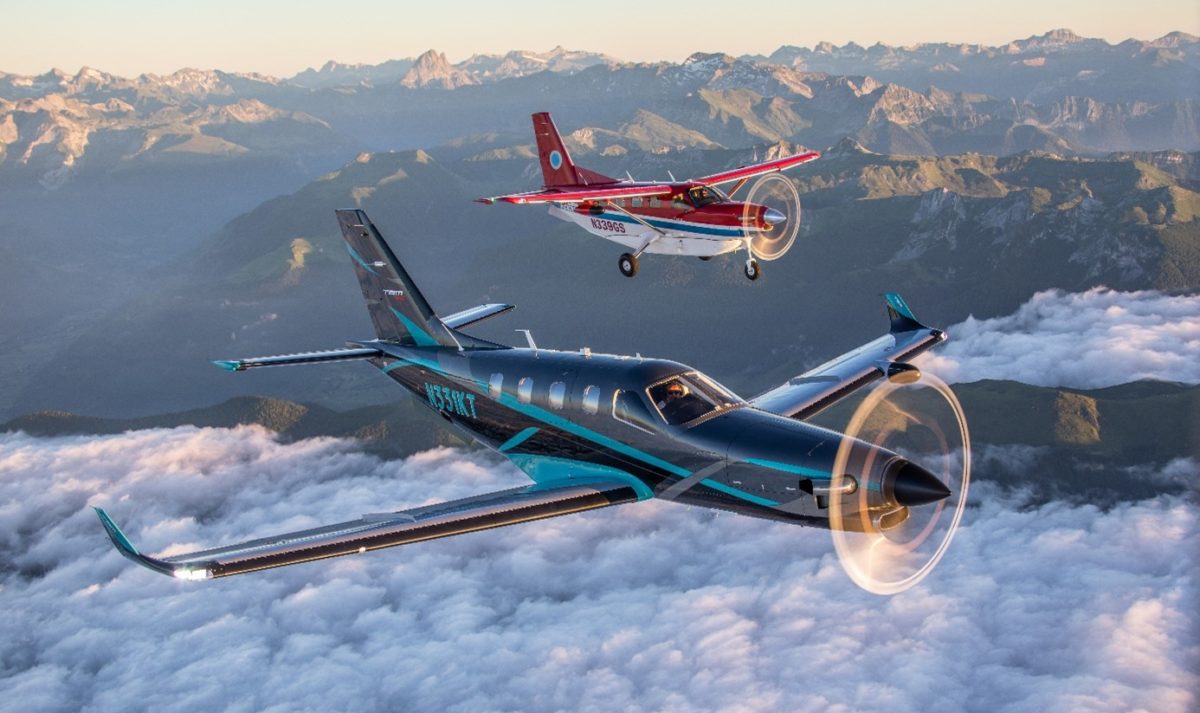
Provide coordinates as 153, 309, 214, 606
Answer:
743, 258, 760, 281
618, 252, 639, 277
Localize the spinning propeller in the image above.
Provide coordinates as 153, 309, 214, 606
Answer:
740, 173, 802, 262
828, 372, 971, 595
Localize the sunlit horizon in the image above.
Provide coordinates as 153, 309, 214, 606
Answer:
1, 0, 1196, 78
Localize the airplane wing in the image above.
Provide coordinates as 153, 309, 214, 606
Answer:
96, 478, 640, 580
750, 293, 946, 421
476, 184, 671, 205
694, 151, 820, 187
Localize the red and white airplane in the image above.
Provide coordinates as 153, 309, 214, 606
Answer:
477, 112, 820, 280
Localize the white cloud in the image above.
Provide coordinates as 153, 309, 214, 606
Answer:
0, 427, 1196, 713
921, 288, 1200, 388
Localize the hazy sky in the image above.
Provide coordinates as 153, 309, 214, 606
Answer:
2, 0, 1197, 77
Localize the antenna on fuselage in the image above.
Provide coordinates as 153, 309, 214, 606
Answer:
667, 170, 677, 182
516, 329, 538, 355
625, 170, 635, 182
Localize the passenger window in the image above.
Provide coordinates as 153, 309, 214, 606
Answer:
649, 197, 660, 208
582, 385, 600, 415
489, 373, 503, 398
632, 197, 643, 208
517, 377, 533, 404
549, 382, 566, 410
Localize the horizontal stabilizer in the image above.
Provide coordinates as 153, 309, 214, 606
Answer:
442, 303, 514, 330
96, 478, 640, 580
751, 293, 946, 420
213, 347, 382, 372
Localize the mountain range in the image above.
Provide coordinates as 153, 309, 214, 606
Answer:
0, 28, 1197, 425
2, 30, 1197, 192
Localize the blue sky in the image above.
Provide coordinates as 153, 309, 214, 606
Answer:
2, 0, 1197, 76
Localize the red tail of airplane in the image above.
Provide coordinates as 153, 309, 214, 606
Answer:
532, 112, 618, 188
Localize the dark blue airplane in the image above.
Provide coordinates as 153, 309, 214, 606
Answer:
97, 209, 957, 590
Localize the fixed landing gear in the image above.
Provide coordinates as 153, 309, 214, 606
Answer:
741, 237, 761, 281
618, 252, 639, 277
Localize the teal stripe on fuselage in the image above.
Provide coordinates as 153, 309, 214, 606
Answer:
378, 350, 784, 507
498, 427, 539, 452
744, 458, 831, 480
506, 454, 654, 501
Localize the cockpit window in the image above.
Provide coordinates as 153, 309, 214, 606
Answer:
646, 371, 743, 426
688, 186, 725, 208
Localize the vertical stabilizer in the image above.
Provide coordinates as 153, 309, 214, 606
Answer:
336, 209, 457, 347
532, 112, 616, 188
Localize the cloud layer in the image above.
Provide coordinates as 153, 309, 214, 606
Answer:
921, 288, 1200, 388
1, 426, 1196, 713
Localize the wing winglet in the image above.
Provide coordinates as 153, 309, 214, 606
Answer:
749, 293, 947, 420
885, 292, 926, 333
94, 508, 209, 579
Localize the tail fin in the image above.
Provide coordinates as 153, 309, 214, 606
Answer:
532, 112, 617, 188
884, 292, 930, 334
336, 209, 457, 348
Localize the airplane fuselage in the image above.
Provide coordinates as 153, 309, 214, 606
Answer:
364, 339, 894, 528
549, 181, 777, 257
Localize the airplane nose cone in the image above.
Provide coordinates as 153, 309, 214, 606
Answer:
885, 460, 951, 507
762, 207, 786, 226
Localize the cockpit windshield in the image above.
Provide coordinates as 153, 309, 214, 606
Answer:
646, 371, 743, 426
688, 186, 726, 208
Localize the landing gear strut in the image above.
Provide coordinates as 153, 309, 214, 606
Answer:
742, 237, 761, 281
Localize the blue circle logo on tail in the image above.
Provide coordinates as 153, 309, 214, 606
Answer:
549, 150, 563, 170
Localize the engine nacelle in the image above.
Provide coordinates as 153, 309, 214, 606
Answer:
883, 361, 921, 384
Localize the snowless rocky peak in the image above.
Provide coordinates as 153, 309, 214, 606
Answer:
400, 50, 477, 89
1148, 31, 1200, 48
1007, 28, 1089, 53
825, 136, 875, 157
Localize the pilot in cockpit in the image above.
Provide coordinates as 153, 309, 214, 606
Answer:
661, 380, 687, 405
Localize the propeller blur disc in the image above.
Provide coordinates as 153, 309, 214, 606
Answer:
742, 173, 801, 261
829, 372, 971, 595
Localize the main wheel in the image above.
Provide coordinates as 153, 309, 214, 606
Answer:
743, 259, 760, 281
618, 253, 639, 277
